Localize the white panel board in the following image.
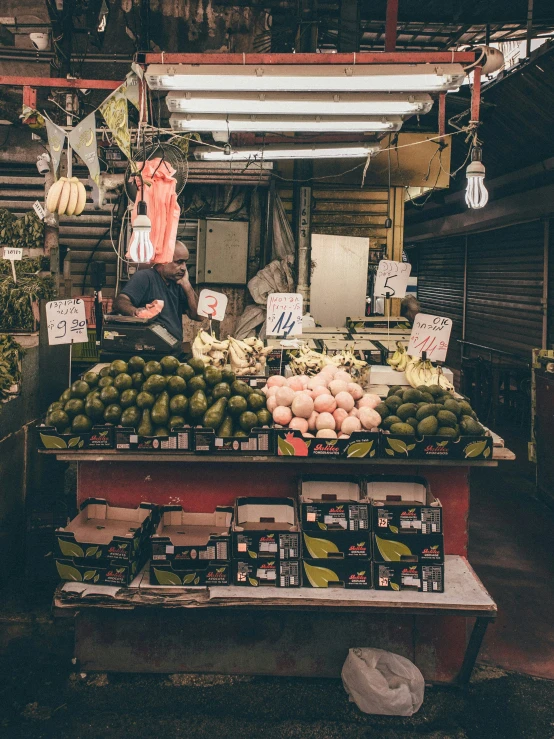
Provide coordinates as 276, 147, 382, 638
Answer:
310, 234, 369, 326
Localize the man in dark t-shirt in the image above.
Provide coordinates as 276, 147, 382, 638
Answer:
112, 241, 200, 342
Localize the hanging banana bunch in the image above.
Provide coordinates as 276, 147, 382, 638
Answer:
46, 177, 87, 217
387, 341, 412, 372
405, 357, 454, 391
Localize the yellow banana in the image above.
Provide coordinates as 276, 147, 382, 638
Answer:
46, 177, 65, 213
57, 180, 72, 215
65, 181, 79, 217
74, 181, 87, 216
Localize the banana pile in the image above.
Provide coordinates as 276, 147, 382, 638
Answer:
46, 177, 87, 217
228, 336, 272, 375
289, 344, 368, 376
387, 341, 411, 372
406, 357, 454, 391
192, 330, 230, 368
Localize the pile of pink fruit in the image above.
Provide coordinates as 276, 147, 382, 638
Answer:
261, 366, 383, 439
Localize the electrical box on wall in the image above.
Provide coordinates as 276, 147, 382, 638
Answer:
196, 219, 249, 285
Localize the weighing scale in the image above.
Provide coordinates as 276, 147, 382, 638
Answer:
100, 315, 181, 359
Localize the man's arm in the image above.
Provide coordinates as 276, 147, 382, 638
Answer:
113, 293, 139, 316
177, 267, 200, 321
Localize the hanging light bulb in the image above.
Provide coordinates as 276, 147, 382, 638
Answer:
465, 146, 489, 209
128, 201, 154, 263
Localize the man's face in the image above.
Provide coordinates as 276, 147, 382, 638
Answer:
159, 242, 189, 282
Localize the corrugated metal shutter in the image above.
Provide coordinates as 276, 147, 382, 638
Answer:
465, 221, 544, 358
416, 236, 465, 369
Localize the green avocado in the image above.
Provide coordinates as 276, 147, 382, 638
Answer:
131, 372, 145, 390
166, 375, 187, 396
239, 411, 258, 432
151, 391, 170, 427
71, 380, 90, 399
128, 356, 146, 374
98, 376, 114, 389
384, 395, 403, 411
405, 417, 419, 430
153, 427, 170, 437
402, 388, 423, 403
177, 363, 195, 381
387, 385, 402, 397
217, 415, 234, 437
99, 366, 111, 378
204, 366, 223, 387
72, 414, 93, 433
221, 366, 236, 385
382, 415, 402, 430
144, 360, 162, 378
189, 390, 208, 420
227, 395, 248, 417
85, 397, 104, 421
459, 400, 474, 416
169, 394, 188, 415
247, 392, 266, 411
120, 389, 138, 409
396, 403, 418, 422
436, 409, 458, 428
103, 404, 122, 424
420, 392, 435, 403
48, 401, 64, 415
113, 373, 133, 392
374, 402, 389, 419
143, 374, 167, 395
138, 408, 153, 437
202, 398, 228, 429
49, 409, 70, 431
160, 355, 180, 375
415, 403, 438, 421
109, 359, 128, 377
437, 426, 458, 437
426, 384, 443, 397
187, 357, 206, 375
83, 371, 99, 388
100, 385, 119, 405
212, 382, 231, 400
256, 408, 272, 426
187, 375, 207, 395
169, 415, 186, 429
389, 423, 416, 435
64, 398, 85, 419
417, 416, 439, 436
120, 406, 141, 429
460, 416, 484, 435
231, 380, 252, 398
444, 398, 462, 417
136, 391, 155, 409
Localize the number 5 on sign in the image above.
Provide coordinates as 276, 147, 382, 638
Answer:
266, 293, 303, 337
407, 313, 452, 362
373, 260, 411, 298
198, 289, 227, 321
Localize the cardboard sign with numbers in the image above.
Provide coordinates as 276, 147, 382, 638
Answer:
197, 289, 228, 321
46, 299, 89, 345
266, 293, 303, 337
373, 260, 412, 298
407, 313, 452, 362
3, 247, 22, 261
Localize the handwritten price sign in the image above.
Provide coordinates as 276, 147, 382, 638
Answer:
46, 299, 88, 346
3, 247, 22, 261
407, 313, 452, 362
266, 293, 303, 337
198, 289, 228, 321
374, 260, 412, 298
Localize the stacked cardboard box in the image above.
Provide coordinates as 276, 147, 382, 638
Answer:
299, 475, 372, 589
55, 499, 156, 586
369, 475, 445, 593
232, 497, 301, 587
149, 505, 234, 586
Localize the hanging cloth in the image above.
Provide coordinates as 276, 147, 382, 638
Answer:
131, 158, 180, 264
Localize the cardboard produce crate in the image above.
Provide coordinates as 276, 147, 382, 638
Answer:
276, 428, 379, 459
374, 562, 444, 593
38, 423, 114, 451
55, 556, 145, 586
372, 532, 444, 563
381, 431, 493, 460
151, 506, 233, 564
232, 497, 300, 560
150, 560, 231, 586
368, 475, 443, 535
193, 427, 274, 455
299, 474, 369, 531
115, 426, 193, 452
233, 558, 301, 587
302, 530, 370, 559
302, 559, 372, 589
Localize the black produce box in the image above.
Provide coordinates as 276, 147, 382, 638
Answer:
303, 530, 370, 559
193, 427, 274, 455
38, 424, 114, 450
381, 432, 493, 460
266, 347, 285, 376
150, 561, 231, 586
55, 556, 144, 586
115, 426, 193, 452
151, 506, 233, 564
346, 316, 410, 331
233, 558, 301, 587
55, 498, 156, 563
372, 532, 444, 563
374, 562, 444, 593
302, 559, 372, 589
232, 497, 300, 560
276, 429, 379, 459
236, 372, 269, 390
368, 475, 442, 535
299, 474, 368, 531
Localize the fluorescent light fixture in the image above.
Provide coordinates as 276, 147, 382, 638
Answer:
146, 63, 465, 92
170, 113, 403, 133
194, 143, 380, 161
166, 91, 434, 116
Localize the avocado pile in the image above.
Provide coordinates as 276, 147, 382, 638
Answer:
45, 355, 272, 438
376, 385, 485, 439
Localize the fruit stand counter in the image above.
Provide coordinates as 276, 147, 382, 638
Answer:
46, 450, 513, 684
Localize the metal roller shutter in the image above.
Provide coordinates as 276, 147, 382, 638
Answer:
416, 236, 465, 369
465, 221, 544, 359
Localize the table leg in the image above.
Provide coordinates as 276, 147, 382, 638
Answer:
456, 616, 491, 686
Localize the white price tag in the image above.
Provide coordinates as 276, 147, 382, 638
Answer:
373, 260, 411, 298
33, 200, 46, 220
407, 313, 452, 362
197, 289, 227, 321
45, 299, 89, 346
266, 293, 303, 337
3, 247, 22, 261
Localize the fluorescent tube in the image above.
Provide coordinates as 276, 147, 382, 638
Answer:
194, 143, 380, 161
170, 113, 404, 133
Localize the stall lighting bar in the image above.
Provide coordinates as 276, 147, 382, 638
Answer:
194, 143, 381, 161
146, 63, 466, 93
143, 52, 476, 65
166, 91, 434, 116
170, 113, 404, 133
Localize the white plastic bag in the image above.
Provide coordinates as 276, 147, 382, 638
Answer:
342, 648, 425, 716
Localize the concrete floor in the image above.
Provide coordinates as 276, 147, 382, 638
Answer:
1, 430, 554, 737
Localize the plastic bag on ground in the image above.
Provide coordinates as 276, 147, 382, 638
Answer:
342, 648, 425, 716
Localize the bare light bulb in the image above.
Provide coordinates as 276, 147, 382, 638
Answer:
465, 147, 489, 209
129, 201, 154, 263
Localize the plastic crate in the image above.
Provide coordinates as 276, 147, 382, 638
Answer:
75, 297, 113, 328
72, 329, 100, 361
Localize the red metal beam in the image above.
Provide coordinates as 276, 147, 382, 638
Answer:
143, 52, 475, 65
385, 0, 399, 53
22, 85, 37, 109
470, 66, 482, 123
0, 76, 121, 89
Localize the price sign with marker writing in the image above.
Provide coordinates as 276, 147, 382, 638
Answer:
374, 260, 411, 298
46, 299, 88, 346
198, 289, 228, 321
267, 293, 303, 337
3, 247, 22, 282
407, 313, 452, 362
